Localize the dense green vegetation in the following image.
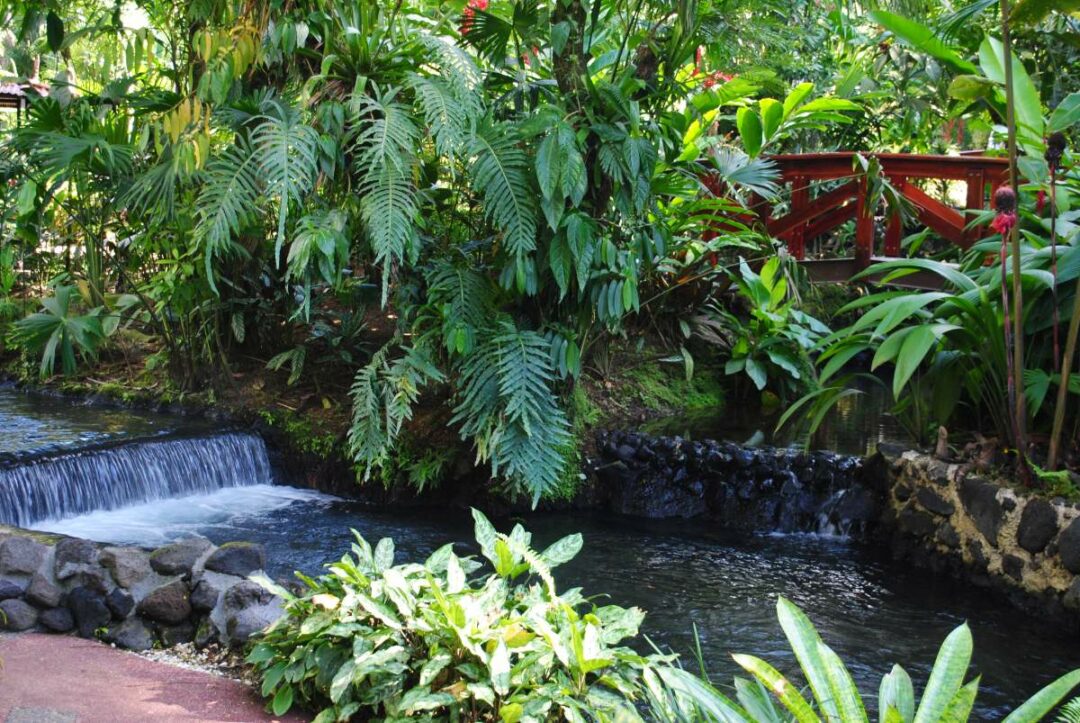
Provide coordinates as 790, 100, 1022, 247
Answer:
0, 0, 1077, 502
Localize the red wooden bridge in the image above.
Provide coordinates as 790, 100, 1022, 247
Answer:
756, 152, 1010, 284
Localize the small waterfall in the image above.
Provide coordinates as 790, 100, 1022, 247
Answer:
0, 432, 273, 526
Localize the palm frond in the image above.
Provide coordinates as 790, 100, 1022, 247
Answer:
1058, 696, 1080, 723
251, 100, 320, 260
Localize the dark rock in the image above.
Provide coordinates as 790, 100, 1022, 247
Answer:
54, 538, 99, 580
1017, 500, 1059, 554
67, 586, 111, 638
0, 598, 38, 630
190, 575, 232, 613
137, 579, 191, 624
959, 477, 1004, 546
39, 606, 74, 633
1059, 518, 1080, 574
108, 618, 154, 651
25, 573, 63, 608
898, 506, 936, 538
100, 546, 151, 589
195, 618, 220, 648
225, 604, 282, 644
614, 445, 636, 463
1064, 578, 1080, 612
0, 536, 48, 575
149, 537, 213, 576
894, 482, 913, 502
204, 542, 266, 577
223, 580, 274, 610
106, 588, 134, 619
967, 539, 989, 571
1002, 554, 1025, 581
936, 522, 960, 549
916, 487, 955, 517
160, 621, 196, 646
0, 578, 24, 600
1002, 497, 1017, 512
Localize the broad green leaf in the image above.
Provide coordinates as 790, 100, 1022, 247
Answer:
732, 654, 821, 723
271, 684, 294, 716
913, 623, 972, 723
1010, 0, 1080, 26
775, 597, 840, 722
737, 107, 764, 158
979, 36, 1044, 142
1048, 92, 1080, 133
1002, 669, 1080, 722
892, 325, 940, 398
540, 533, 583, 568
868, 11, 978, 74
941, 677, 979, 722
760, 98, 784, 140
818, 641, 868, 723
490, 640, 511, 695
879, 665, 915, 723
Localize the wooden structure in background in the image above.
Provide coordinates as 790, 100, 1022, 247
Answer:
759, 152, 1011, 283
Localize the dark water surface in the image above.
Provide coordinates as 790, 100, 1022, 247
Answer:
0, 385, 206, 458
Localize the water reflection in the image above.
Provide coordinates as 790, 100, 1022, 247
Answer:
645, 379, 906, 456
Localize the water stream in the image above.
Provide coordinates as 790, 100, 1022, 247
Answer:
2, 388, 1078, 718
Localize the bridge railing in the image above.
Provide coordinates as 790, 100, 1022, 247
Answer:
758, 152, 1010, 271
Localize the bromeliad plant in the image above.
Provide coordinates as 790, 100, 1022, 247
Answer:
247, 510, 674, 721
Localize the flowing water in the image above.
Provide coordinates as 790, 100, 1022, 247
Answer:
3, 388, 1079, 718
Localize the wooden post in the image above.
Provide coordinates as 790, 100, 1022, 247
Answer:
788, 175, 809, 260
855, 175, 874, 270
884, 176, 905, 257
964, 169, 987, 243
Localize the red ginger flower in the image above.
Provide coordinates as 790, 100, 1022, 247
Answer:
991, 186, 1017, 236
1037, 189, 1047, 214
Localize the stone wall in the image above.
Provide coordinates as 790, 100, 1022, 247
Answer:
878, 446, 1080, 627
0, 526, 282, 651
592, 429, 881, 533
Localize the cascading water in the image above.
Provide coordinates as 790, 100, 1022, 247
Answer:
0, 432, 273, 526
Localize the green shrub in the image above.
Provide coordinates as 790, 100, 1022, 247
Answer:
248, 510, 674, 721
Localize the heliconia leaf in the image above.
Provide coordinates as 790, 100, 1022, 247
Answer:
732, 653, 821, 723
775, 597, 841, 722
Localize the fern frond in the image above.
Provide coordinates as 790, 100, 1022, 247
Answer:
351, 87, 421, 305
251, 100, 320, 260
1058, 696, 1080, 723
451, 321, 571, 504
468, 121, 538, 262
425, 262, 497, 356
409, 74, 469, 160
418, 34, 483, 109
193, 137, 262, 287
348, 345, 445, 476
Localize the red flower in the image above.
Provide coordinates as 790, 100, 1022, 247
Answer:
1037, 189, 1047, 214
702, 77, 716, 89
694, 46, 704, 76
991, 211, 1017, 236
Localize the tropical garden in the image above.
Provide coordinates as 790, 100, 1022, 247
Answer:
1, 0, 1080, 718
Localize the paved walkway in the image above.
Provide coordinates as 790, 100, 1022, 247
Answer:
0, 634, 305, 722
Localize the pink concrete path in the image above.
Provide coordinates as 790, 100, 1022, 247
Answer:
0, 634, 307, 722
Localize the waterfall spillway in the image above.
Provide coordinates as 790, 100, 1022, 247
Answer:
0, 432, 273, 526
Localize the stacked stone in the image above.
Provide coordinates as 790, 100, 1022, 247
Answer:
592, 429, 877, 533
882, 449, 1080, 626
0, 526, 283, 651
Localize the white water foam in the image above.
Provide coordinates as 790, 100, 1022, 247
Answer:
33, 484, 338, 547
